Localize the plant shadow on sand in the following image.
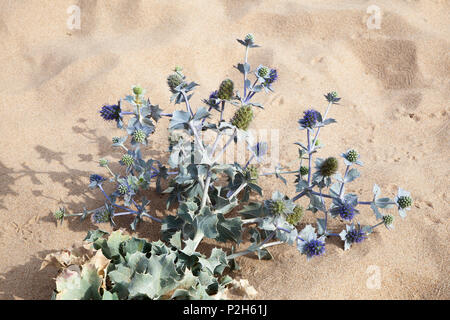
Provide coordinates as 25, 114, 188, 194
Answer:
0, 250, 56, 300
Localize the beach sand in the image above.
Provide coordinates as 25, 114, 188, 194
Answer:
0, 0, 448, 299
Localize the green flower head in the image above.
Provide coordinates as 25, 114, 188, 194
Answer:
257, 66, 270, 78
98, 158, 108, 167
397, 196, 412, 209
300, 166, 309, 176
286, 206, 304, 226
346, 149, 359, 163
217, 79, 234, 100
133, 129, 146, 143
231, 105, 253, 131
167, 73, 184, 93
132, 85, 143, 96
320, 157, 339, 177
121, 154, 134, 167
271, 200, 286, 215
53, 208, 65, 221
245, 165, 259, 181
383, 214, 394, 227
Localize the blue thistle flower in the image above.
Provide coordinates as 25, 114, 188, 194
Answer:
345, 228, 367, 243
339, 223, 369, 250
304, 239, 325, 258
100, 103, 121, 121
266, 69, 278, 84
91, 208, 111, 224
338, 202, 356, 221
89, 174, 105, 183
299, 109, 320, 129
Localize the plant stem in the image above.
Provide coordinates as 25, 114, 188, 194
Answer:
213, 129, 236, 163
307, 130, 312, 186
292, 189, 308, 201
210, 131, 223, 157
142, 213, 163, 223
261, 170, 298, 176
311, 101, 332, 148
244, 155, 255, 169
228, 182, 247, 200
358, 201, 373, 205
243, 46, 249, 98
189, 122, 206, 154
372, 221, 384, 229
181, 91, 194, 117
310, 190, 337, 200
242, 218, 260, 225
219, 101, 225, 122
339, 165, 350, 198
226, 231, 277, 260
200, 172, 211, 210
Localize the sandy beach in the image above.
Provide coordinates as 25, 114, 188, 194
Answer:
0, 0, 448, 299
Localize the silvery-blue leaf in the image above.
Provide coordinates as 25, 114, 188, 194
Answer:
294, 142, 308, 151
276, 225, 298, 245
330, 182, 341, 198
339, 229, 347, 241
169, 110, 191, 130
322, 118, 336, 125
370, 202, 383, 220
239, 202, 264, 218
309, 194, 326, 212
124, 95, 135, 103
362, 225, 373, 234
244, 79, 251, 89
343, 158, 353, 166
193, 107, 210, 121
271, 190, 285, 201
344, 239, 352, 251
316, 218, 327, 235
257, 248, 273, 260
398, 208, 407, 218
216, 214, 242, 243
345, 168, 360, 183
299, 224, 316, 242
375, 197, 394, 209
258, 216, 277, 231
373, 184, 381, 200
248, 183, 262, 195
196, 207, 219, 239
334, 172, 344, 183
296, 179, 309, 192
343, 193, 358, 207
248, 102, 264, 109
251, 85, 262, 92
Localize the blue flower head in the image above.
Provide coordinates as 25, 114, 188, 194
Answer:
100, 103, 121, 121
89, 174, 105, 183
204, 90, 220, 109
338, 202, 356, 221
88, 174, 105, 189
266, 69, 278, 84
346, 228, 367, 243
339, 223, 370, 250
299, 109, 321, 129
304, 239, 325, 258
297, 225, 326, 260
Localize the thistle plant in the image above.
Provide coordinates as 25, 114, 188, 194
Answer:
52, 34, 414, 299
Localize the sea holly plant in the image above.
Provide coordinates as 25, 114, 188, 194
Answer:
51, 34, 414, 299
